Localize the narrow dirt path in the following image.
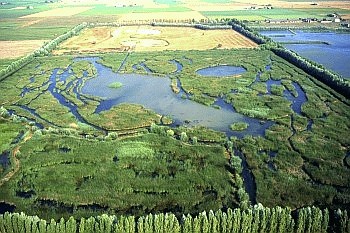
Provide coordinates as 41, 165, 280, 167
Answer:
0, 131, 32, 187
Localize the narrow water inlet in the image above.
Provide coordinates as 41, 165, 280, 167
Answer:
0, 150, 10, 168
0, 202, 16, 214
235, 150, 257, 205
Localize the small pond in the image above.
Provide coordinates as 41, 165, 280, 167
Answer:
196, 65, 246, 77
259, 30, 350, 79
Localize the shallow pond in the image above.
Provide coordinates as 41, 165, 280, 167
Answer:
79, 57, 276, 138
259, 30, 350, 79
196, 65, 246, 77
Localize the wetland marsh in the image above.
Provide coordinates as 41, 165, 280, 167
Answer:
0, 36, 349, 223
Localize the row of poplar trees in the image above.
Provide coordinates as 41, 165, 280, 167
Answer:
1, 205, 349, 233
0, 22, 88, 81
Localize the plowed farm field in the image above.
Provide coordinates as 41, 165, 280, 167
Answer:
0, 40, 47, 59
54, 25, 258, 54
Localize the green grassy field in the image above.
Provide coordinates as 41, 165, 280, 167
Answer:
78, 4, 190, 16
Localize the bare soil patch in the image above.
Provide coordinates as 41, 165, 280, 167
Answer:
20, 7, 93, 18
54, 26, 258, 54
0, 40, 47, 59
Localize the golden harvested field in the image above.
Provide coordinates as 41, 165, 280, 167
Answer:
54, 26, 258, 54
118, 11, 206, 22
20, 7, 93, 18
0, 40, 47, 59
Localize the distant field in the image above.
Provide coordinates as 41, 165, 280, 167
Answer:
0, 5, 54, 19
0, 24, 71, 41
78, 5, 190, 16
118, 11, 205, 21
0, 40, 46, 59
54, 26, 257, 54
20, 6, 93, 18
201, 7, 350, 19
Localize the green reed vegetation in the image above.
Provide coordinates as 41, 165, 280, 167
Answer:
108, 82, 123, 89
79, 103, 162, 131
230, 122, 249, 131
0, 131, 237, 220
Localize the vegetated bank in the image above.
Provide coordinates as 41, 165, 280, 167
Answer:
0, 20, 349, 230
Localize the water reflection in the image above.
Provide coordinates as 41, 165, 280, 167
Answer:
79, 57, 276, 137
260, 30, 350, 79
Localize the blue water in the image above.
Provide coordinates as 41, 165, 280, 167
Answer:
197, 65, 246, 77
47, 68, 105, 132
77, 57, 309, 137
79, 57, 251, 136
260, 30, 350, 79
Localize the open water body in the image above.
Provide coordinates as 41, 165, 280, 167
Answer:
259, 30, 350, 79
79, 57, 282, 138
197, 66, 247, 77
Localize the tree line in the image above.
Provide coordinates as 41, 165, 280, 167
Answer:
1, 205, 349, 232
0, 22, 88, 82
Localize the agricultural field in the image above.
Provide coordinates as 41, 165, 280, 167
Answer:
20, 7, 94, 18
54, 25, 258, 54
0, 40, 47, 59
